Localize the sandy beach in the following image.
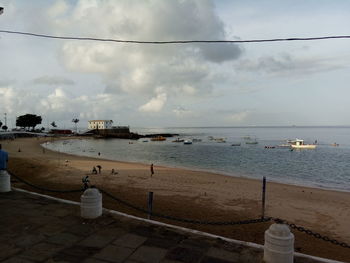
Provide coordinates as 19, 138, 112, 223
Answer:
3, 137, 350, 261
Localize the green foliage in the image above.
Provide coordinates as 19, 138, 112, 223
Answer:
16, 114, 42, 130
2, 125, 7, 131
51, 121, 57, 128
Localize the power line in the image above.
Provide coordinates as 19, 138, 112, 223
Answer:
1, 29, 350, 44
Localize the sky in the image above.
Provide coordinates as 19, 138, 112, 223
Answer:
0, 0, 350, 129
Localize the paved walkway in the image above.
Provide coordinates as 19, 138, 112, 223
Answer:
0, 190, 330, 263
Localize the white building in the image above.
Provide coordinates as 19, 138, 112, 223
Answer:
88, 120, 113, 130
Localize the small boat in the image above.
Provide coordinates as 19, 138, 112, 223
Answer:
331, 143, 339, 147
172, 138, 184, 143
142, 140, 149, 142
277, 144, 291, 148
289, 139, 316, 149
246, 140, 258, 145
184, 140, 192, 145
214, 138, 226, 143
151, 136, 166, 141
265, 146, 275, 149
231, 143, 241, 146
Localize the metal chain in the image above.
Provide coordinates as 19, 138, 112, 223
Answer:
9, 172, 84, 193
100, 188, 270, 225
272, 218, 350, 249
9, 173, 350, 249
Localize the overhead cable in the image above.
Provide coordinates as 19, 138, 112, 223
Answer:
1, 29, 350, 44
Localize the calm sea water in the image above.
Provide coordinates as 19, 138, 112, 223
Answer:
44, 127, 350, 191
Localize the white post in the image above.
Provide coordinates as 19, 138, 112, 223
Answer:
0, 170, 11, 192
264, 223, 294, 263
80, 188, 102, 219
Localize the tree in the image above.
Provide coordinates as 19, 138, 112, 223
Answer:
16, 114, 42, 130
2, 125, 7, 131
0, 121, 2, 128
51, 121, 57, 128
72, 118, 79, 133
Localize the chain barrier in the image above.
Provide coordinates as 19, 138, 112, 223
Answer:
100, 188, 270, 225
9, 172, 84, 193
272, 217, 350, 249
9, 173, 350, 249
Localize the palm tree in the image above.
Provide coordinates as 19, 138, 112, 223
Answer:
72, 118, 79, 134
51, 121, 57, 128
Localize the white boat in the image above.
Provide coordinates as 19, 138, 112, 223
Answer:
172, 138, 184, 143
184, 140, 192, 145
289, 139, 317, 149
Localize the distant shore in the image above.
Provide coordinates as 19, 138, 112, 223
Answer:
3, 137, 350, 261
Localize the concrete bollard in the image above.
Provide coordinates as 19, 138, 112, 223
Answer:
0, 170, 11, 192
81, 188, 102, 219
264, 223, 294, 263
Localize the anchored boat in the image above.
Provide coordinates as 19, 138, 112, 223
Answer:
289, 139, 317, 149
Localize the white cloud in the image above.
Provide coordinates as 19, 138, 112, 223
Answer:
173, 106, 193, 117
226, 111, 250, 123
139, 93, 167, 113
52, 0, 242, 99
32, 75, 74, 85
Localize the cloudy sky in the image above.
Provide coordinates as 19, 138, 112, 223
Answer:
0, 0, 350, 129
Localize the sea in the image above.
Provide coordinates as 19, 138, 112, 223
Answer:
43, 126, 350, 192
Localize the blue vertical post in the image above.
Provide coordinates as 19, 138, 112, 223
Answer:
262, 176, 266, 219
148, 191, 153, 220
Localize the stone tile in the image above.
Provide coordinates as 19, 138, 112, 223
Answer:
160, 260, 183, 263
143, 237, 179, 249
19, 242, 63, 262
83, 258, 108, 263
165, 246, 203, 263
56, 245, 101, 258
113, 233, 147, 249
15, 233, 46, 248
180, 237, 213, 251
47, 232, 81, 246
79, 227, 125, 248
48, 252, 83, 262
129, 225, 158, 237
0, 244, 23, 261
200, 256, 236, 263
66, 224, 98, 237
44, 207, 75, 217
238, 248, 263, 263
1, 256, 34, 263
205, 247, 240, 262
36, 223, 69, 237
93, 245, 134, 262
129, 246, 168, 263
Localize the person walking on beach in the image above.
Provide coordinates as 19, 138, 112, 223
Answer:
0, 144, 9, 171
150, 163, 154, 177
92, 166, 97, 174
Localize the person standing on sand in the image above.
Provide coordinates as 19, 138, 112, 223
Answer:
97, 165, 102, 174
150, 163, 154, 177
0, 144, 9, 171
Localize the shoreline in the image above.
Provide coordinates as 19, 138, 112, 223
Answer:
44, 137, 350, 194
3, 137, 350, 261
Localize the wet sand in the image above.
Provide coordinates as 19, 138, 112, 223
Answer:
3, 137, 350, 261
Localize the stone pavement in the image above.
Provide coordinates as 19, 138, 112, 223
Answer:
0, 190, 330, 263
